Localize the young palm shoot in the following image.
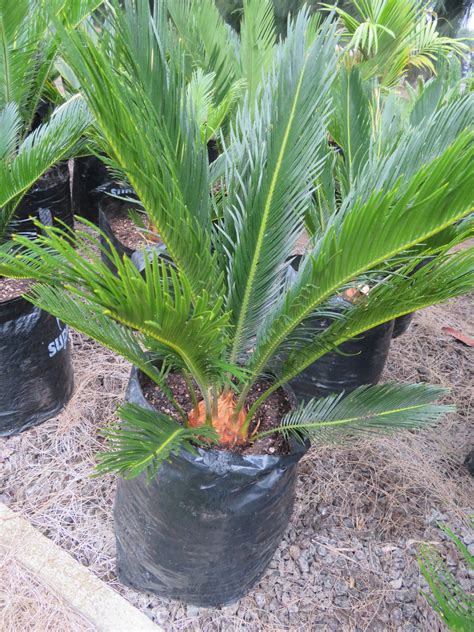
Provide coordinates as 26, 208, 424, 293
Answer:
0, 1, 473, 479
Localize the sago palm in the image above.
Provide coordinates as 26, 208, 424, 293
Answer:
323, 0, 470, 87
1, 0, 473, 479
309, 59, 473, 237
0, 0, 102, 242
0, 96, 91, 243
418, 521, 474, 631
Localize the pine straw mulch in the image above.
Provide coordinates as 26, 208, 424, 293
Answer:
0, 294, 472, 631
0, 549, 93, 632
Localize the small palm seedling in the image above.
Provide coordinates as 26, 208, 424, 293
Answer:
1, 0, 472, 471
323, 0, 470, 88
418, 521, 474, 631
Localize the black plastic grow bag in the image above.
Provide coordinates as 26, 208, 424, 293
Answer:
13, 163, 73, 237
0, 296, 74, 436
72, 156, 110, 223
286, 261, 394, 401
392, 312, 414, 338
98, 198, 138, 273
114, 367, 308, 607
290, 316, 394, 402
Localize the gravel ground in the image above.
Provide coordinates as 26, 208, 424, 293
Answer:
0, 295, 473, 631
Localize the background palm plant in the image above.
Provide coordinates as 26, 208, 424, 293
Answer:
0, 0, 472, 479
0, 96, 91, 243
418, 521, 474, 631
323, 0, 470, 87
0, 0, 102, 243
309, 58, 473, 237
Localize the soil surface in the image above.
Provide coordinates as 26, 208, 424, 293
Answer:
0, 277, 32, 303
104, 203, 160, 251
0, 294, 472, 631
141, 372, 292, 455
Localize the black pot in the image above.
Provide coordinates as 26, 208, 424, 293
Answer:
99, 198, 167, 275
392, 312, 414, 339
114, 367, 308, 607
290, 316, 394, 402
12, 163, 73, 238
287, 259, 393, 401
0, 296, 74, 436
98, 199, 136, 273
72, 156, 110, 223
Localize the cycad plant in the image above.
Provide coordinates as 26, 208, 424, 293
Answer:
0, 0, 102, 241
324, 0, 470, 87
1, 1, 473, 478
0, 96, 91, 243
418, 521, 474, 632
309, 60, 473, 239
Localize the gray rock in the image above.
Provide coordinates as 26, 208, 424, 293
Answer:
254, 592, 266, 608
390, 578, 403, 590
186, 605, 201, 618
298, 556, 310, 574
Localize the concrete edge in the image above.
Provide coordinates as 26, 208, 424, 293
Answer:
0, 503, 162, 632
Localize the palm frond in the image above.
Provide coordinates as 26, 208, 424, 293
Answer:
220, 13, 338, 361
324, 0, 469, 87
0, 102, 21, 160
249, 247, 473, 418
239, 0, 276, 106
57, 0, 223, 302
0, 95, 91, 241
257, 383, 453, 443
248, 130, 473, 384
166, 0, 238, 104
418, 531, 474, 632
7, 224, 231, 398
96, 403, 218, 481
329, 65, 373, 191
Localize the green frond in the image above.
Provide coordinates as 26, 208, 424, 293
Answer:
324, 0, 469, 87
220, 13, 339, 361
166, 0, 238, 104
258, 383, 453, 443
275, 249, 474, 389
0, 95, 91, 241
239, 0, 276, 106
187, 68, 244, 143
329, 65, 373, 191
248, 131, 474, 384
7, 224, 231, 398
0, 102, 21, 160
418, 537, 474, 631
57, 0, 223, 302
96, 403, 218, 481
